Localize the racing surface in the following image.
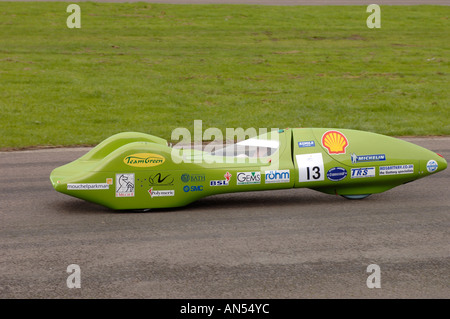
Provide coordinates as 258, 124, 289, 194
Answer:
0, 137, 449, 298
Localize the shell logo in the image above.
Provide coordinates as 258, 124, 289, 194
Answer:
321, 131, 349, 154
123, 153, 165, 167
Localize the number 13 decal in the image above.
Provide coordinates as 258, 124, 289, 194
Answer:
296, 153, 325, 182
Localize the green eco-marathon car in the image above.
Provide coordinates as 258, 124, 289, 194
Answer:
50, 128, 447, 210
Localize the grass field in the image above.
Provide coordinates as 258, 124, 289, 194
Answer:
0, 2, 449, 149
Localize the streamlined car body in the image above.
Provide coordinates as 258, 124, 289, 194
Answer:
50, 128, 447, 210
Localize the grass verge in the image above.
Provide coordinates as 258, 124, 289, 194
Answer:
0, 2, 449, 149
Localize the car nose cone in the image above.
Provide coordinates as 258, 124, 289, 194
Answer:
424, 153, 447, 174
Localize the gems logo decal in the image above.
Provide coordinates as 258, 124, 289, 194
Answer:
236, 172, 261, 185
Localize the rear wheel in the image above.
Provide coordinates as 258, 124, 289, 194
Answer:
341, 194, 371, 200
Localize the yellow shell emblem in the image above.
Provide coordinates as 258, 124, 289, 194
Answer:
321, 131, 349, 154
123, 153, 165, 167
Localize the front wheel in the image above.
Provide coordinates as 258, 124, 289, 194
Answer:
341, 194, 371, 200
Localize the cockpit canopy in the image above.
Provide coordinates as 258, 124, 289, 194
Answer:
210, 138, 279, 158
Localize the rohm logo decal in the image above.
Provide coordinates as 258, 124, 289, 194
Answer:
123, 153, 165, 167
265, 170, 290, 184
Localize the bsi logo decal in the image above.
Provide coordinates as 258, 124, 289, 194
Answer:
210, 171, 232, 186
210, 180, 229, 186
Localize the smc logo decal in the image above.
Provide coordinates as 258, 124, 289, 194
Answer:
183, 185, 203, 192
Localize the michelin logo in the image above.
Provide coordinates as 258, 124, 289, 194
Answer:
351, 153, 386, 164
351, 167, 376, 178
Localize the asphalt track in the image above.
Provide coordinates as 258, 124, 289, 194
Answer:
0, 137, 449, 298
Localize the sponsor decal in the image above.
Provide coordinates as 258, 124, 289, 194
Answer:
210, 172, 232, 187
426, 160, 438, 173
298, 141, 315, 148
148, 188, 175, 198
237, 172, 261, 185
106, 178, 113, 185
351, 153, 386, 164
210, 180, 228, 186
123, 153, 165, 168
148, 173, 174, 186
379, 164, 414, 176
264, 170, 290, 184
351, 167, 376, 178
326, 167, 347, 181
183, 185, 204, 192
321, 131, 349, 155
181, 173, 205, 183
115, 173, 135, 197
296, 153, 325, 182
67, 183, 109, 190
